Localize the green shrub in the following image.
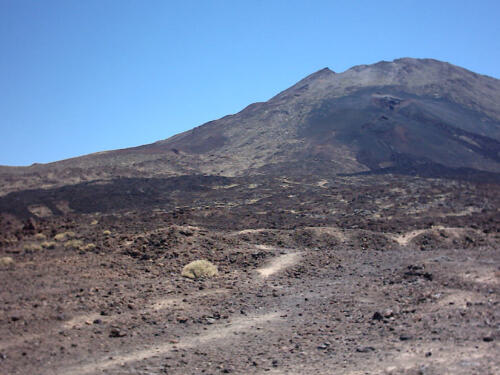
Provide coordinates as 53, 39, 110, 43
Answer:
181, 260, 218, 279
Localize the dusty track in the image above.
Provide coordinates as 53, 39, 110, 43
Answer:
257, 252, 302, 278
59, 312, 281, 375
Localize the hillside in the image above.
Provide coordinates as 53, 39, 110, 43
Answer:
1, 58, 500, 197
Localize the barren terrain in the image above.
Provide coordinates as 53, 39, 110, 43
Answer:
1, 174, 499, 374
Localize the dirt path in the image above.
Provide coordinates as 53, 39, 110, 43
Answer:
256, 252, 302, 278
391, 229, 428, 246
57, 312, 281, 375
0, 289, 228, 351
390, 226, 487, 248
58, 251, 299, 374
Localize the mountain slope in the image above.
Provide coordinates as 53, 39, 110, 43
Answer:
1, 57, 500, 195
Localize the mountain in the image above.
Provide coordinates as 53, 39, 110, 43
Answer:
1, 57, 500, 196
2, 59, 500, 375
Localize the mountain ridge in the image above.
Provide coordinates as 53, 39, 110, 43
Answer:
1, 57, 500, 195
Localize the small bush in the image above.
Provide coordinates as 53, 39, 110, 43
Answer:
23, 242, 42, 252
64, 239, 84, 249
0, 256, 14, 266
81, 243, 96, 251
54, 231, 76, 241
90, 219, 99, 225
34, 233, 47, 240
41, 241, 56, 249
4, 238, 18, 245
181, 260, 218, 279
102, 230, 111, 236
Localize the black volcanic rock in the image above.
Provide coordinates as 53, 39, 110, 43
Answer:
1, 58, 500, 195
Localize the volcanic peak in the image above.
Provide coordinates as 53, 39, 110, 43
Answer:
1, 57, 500, 196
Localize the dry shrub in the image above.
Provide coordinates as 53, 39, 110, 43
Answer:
41, 241, 56, 249
34, 233, 47, 240
23, 242, 42, 252
64, 239, 84, 249
0, 256, 14, 266
81, 243, 96, 251
181, 260, 218, 279
102, 230, 111, 236
54, 231, 76, 241
4, 238, 18, 245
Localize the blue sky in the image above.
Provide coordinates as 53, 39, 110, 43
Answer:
1, 0, 499, 166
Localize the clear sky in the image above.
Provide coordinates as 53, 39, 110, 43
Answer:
1, 0, 499, 166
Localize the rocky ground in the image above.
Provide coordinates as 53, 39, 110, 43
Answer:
0, 174, 499, 374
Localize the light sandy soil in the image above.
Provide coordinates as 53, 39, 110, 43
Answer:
257, 252, 302, 278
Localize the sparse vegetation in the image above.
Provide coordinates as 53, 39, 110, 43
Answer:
181, 260, 218, 279
41, 241, 57, 249
23, 242, 42, 252
4, 238, 18, 245
81, 243, 96, 251
102, 230, 111, 236
0, 256, 14, 266
34, 233, 47, 240
64, 239, 84, 249
91, 219, 98, 225
54, 231, 76, 241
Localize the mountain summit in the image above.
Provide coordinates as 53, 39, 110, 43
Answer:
1, 58, 500, 194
